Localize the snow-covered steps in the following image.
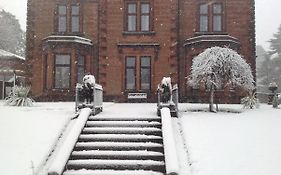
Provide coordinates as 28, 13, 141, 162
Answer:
88, 116, 161, 122
65, 159, 165, 172
63, 169, 164, 175
63, 116, 166, 174
74, 142, 164, 152
78, 134, 163, 143
70, 150, 164, 160
86, 120, 162, 128
82, 127, 162, 135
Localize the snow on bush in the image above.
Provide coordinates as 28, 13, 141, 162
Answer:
241, 91, 259, 109
5, 86, 35, 107
188, 47, 255, 111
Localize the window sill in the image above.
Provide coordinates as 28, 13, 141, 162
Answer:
123, 31, 156, 36
52, 32, 85, 37
52, 88, 71, 92
194, 31, 228, 36
124, 89, 151, 92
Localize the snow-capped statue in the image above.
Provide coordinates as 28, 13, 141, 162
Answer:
81, 74, 96, 103
158, 77, 172, 103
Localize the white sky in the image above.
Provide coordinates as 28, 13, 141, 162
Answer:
0, 0, 280, 51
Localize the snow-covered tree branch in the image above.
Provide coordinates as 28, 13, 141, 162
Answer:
188, 46, 255, 112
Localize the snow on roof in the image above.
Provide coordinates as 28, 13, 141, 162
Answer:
183, 34, 240, 46
43, 35, 93, 46
0, 49, 25, 60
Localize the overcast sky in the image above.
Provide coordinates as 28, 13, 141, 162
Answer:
0, 0, 280, 51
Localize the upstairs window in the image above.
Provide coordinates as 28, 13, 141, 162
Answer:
127, 3, 137, 31
141, 3, 150, 31
71, 5, 80, 32
199, 4, 208, 32
56, 4, 81, 33
58, 5, 67, 32
213, 4, 222, 32
125, 1, 152, 32
199, 3, 223, 32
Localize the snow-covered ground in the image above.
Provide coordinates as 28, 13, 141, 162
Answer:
0, 101, 281, 175
0, 101, 74, 175
178, 103, 281, 175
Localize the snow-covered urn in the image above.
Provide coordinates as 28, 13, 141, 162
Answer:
82, 74, 96, 89
158, 77, 173, 103
188, 46, 255, 112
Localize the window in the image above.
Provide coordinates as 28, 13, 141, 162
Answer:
126, 1, 151, 32
140, 57, 151, 90
77, 55, 85, 83
71, 5, 80, 32
127, 3, 137, 31
126, 57, 136, 90
58, 5, 67, 32
56, 4, 80, 33
125, 56, 151, 91
199, 3, 223, 32
43, 54, 48, 90
213, 4, 222, 31
54, 54, 70, 89
141, 3, 150, 31
199, 4, 208, 32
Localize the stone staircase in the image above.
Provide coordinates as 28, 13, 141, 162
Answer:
63, 116, 166, 175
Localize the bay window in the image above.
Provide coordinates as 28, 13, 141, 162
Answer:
55, 54, 70, 89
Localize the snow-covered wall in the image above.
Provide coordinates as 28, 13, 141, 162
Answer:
47, 108, 92, 175
161, 107, 180, 175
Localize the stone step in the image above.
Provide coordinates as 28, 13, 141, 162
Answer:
88, 116, 161, 122
82, 127, 162, 136
65, 159, 165, 173
78, 134, 163, 143
73, 141, 164, 152
86, 120, 162, 128
63, 169, 164, 175
70, 150, 164, 161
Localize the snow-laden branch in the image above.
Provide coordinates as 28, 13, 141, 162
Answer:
188, 47, 255, 91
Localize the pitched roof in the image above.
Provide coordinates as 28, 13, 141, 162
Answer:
0, 49, 25, 60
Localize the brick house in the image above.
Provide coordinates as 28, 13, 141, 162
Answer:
26, 0, 256, 102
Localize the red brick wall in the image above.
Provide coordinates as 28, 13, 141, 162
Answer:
26, 0, 255, 102
26, 0, 99, 100
178, 0, 256, 102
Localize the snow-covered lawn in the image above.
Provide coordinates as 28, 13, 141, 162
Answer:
0, 101, 74, 175
178, 103, 281, 175
1, 101, 281, 175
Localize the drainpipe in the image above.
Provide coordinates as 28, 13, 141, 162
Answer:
2, 75, 5, 99
176, 0, 181, 102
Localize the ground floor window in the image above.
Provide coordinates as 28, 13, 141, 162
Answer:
125, 56, 151, 91
77, 55, 85, 83
54, 54, 70, 89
